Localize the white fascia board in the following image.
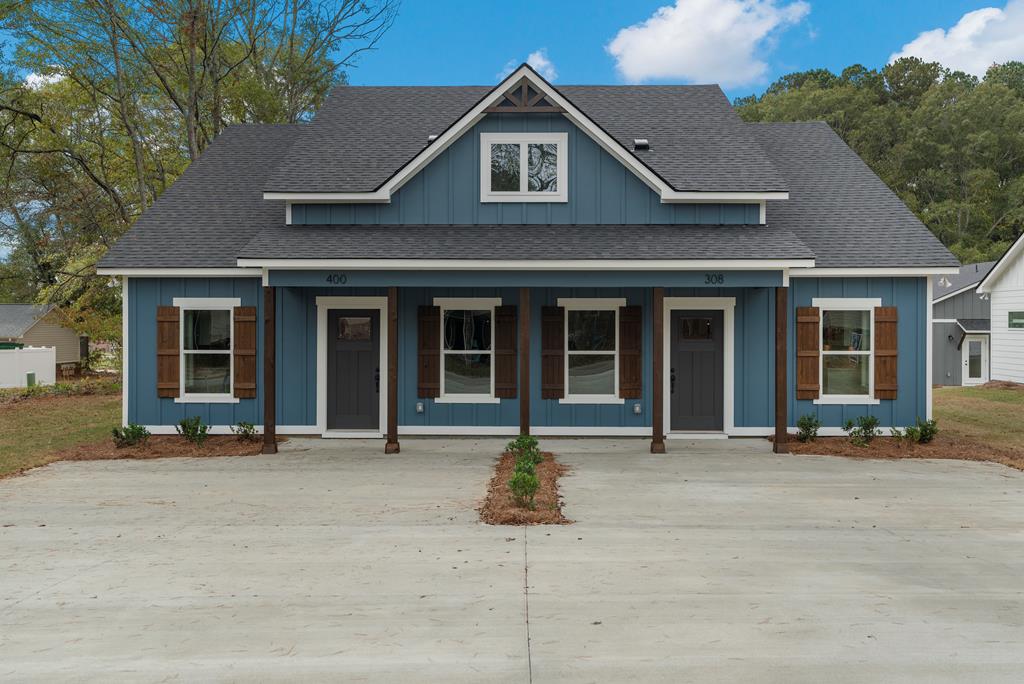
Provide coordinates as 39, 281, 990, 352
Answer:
932, 282, 980, 304
978, 232, 1024, 293
238, 258, 815, 271
97, 267, 261, 277
790, 267, 960, 277
262, 64, 788, 206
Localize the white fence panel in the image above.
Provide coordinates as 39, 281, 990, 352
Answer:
0, 347, 57, 388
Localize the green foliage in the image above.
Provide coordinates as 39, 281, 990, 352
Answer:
843, 415, 881, 447
796, 413, 822, 442
508, 470, 540, 509
230, 421, 258, 441
175, 416, 209, 446
0, 377, 121, 404
111, 424, 150, 448
736, 57, 1024, 262
903, 417, 939, 444
506, 434, 543, 465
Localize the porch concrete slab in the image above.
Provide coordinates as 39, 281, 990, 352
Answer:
0, 438, 527, 683
527, 438, 1024, 683
2, 438, 1024, 682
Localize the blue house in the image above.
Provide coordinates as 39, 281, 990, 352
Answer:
97, 64, 959, 454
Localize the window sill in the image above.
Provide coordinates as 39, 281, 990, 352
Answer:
813, 396, 881, 406
558, 396, 625, 405
434, 396, 501, 404
481, 194, 568, 203
175, 395, 240, 404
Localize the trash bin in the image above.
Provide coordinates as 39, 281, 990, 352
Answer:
26, 371, 36, 387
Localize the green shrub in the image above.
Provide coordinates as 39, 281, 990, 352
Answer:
796, 413, 822, 442
843, 415, 881, 447
111, 424, 150, 448
514, 456, 536, 476
508, 470, 539, 508
176, 416, 209, 446
907, 417, 938, 444
506, 435, 542, 464
231, 421, 258, 441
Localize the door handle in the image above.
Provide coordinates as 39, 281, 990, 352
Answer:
374, 367, 380, 393
670, 367, 676, 394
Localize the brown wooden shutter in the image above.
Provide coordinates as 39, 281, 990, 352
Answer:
795, 306, 820, 400
619, 305, 642, 399
541, 306, 565, 399
156, 306, 180, 398
417, 305, 441, 398
233, 306, 257, 398
874, 306, 898, 399
494, 305, 517, 398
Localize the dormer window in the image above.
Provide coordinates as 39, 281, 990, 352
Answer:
480, 132, 568, 202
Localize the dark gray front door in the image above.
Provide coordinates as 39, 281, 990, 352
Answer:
327, 309, 380, 430
670, 310, 724, 431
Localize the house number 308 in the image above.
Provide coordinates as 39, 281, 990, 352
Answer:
324, 273, 348, 284
704, 272, 725, 285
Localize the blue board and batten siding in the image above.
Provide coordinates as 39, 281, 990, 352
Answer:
127, 276, 928, 431
289, 113, 760, 226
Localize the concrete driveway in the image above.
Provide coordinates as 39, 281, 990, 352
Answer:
2, 438, 1024, 682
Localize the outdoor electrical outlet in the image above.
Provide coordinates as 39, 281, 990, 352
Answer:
633, 403, 642, 415
416, 401, 424, 414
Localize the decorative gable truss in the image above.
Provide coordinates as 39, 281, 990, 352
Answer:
263, 63, 789, 207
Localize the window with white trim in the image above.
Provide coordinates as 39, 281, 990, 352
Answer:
817, 299, 876, 400
480, 132, 567, 202
559, 298, 623, 403
436, 298, 500, 402
174, 298, 238, 401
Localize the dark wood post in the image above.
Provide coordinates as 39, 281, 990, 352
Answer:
385, 286, 400, 454
651, 287, 666, 453
774, 285, 788, 453
262, 285, 277, 455
519, 287, 530, 435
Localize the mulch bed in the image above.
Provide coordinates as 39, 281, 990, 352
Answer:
53, 435, 271, 462
781, 434, 1024, 472
479, 451, 572, 525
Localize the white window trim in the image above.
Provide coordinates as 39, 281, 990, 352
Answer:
480, 132, 568, 203
557, 297, 626, 405
812, 297, 881, 406
433, 297, 503, 404
172, 297, 241, 404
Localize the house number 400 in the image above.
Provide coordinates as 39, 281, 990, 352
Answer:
704, 272, 725, 285
324, 273, 347, 284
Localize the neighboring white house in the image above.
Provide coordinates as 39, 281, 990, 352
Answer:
977, 233, 1024, 383
0, 304, 85, 371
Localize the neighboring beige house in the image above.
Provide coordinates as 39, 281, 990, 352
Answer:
0, 304, 85, 372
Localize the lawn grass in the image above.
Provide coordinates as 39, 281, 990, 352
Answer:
934, 385, 1024, 453
0, 394, 121, 478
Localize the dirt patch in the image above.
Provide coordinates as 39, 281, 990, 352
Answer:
3, 436, 277, 479
479, 451, 572, 525
782, 434, 1024, 471
980, 380, 1024, 390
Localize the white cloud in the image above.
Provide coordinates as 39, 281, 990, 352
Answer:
24, 71, 63, 90
606, 0, 810, 87
496, 48, 558, 82
889, 0, 1024, 76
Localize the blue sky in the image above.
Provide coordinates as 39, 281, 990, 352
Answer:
348, 0, 1019, 100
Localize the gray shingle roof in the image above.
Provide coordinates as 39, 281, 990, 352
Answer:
98, 124, 302, 269
237, 223, 813, 261
957, 318, 990, 332
0, 304, 53, 339
932, 261, 995, 298
750, 122, 959, 269
264, 84, 787, 193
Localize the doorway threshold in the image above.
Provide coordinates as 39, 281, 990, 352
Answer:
322, 430, 383, 439
666, 432, 728, 440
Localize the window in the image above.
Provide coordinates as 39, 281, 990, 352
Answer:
435, 298, 501, 402
559, 298, 624, 404
480, 132, 568, 202
173, 297, 239, 402
1010, 312, 1024, 329
814, 298, 880, 404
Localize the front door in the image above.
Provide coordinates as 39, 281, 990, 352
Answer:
670, 310, 724, 431
327, 310, 380, 430
962, 334, 989, 386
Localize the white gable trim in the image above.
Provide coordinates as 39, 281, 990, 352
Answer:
262, 64, 788, 207
978, 232, 1024, 293
932, 282, 981, 304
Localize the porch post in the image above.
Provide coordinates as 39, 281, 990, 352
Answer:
519, 287, 530, 435
651, 287, 666, 453
774, 285, 788, 453
262, 285, 277, 455
385, 286, 400, 453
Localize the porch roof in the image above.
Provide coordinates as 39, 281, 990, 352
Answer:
236, 223, 814, 262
